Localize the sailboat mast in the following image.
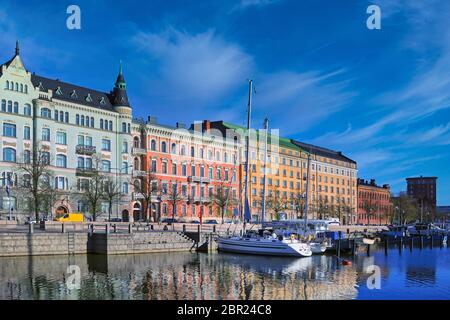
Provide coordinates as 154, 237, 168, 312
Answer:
261, 118, 269, 225
243, 80, 253, 223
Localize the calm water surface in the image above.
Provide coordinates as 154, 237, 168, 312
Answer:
1, 245, 449, 300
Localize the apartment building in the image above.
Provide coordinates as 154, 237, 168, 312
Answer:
0, 43, 133, 220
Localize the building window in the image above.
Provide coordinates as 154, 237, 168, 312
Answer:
122, 141, 128, 154
81, 115, 85, 126
3, 148, 16, 162
122, 182, 129, 194
24, 150, 31, 164
56, 154, 67, 168
108, 121, 113, 131
24, 104, 31, 116
102, 160, 111, 172
42, 152, 50, 165
171, 143, 177, 154
122, 122, 127, 133
161, 141, 167, 153
3, 123, 16, 137
127, 123, 131, 133
41, 108, 51, 118
1, 100, 5, 112
151, 140, 156, 151
191, 146, 195, 157
100, 119, 103, 129
56, 131, 67, 145
122, 162, 129, 174
7, 101, 12, 113
42, 128, 50, 141
55, 177, 68, 190
13, 102, 18, 114
102, 139, 111, 151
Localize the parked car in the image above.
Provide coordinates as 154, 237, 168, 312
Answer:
24, 217, 36, 225
55, 213, 84, 222
109, 218, 123, 223
189, 220, 200, 224
205, 219, 218, 224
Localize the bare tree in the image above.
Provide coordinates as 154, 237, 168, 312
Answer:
133, 171, 159, 222
267, 193, 287, 221
293, 193, 306, 219
211, 181, 237, 223
16, 143, 52, 221
78, 155, 106, 222
363, 199, 378, 226
103, 176, 126, 222
167, 181, 183, 229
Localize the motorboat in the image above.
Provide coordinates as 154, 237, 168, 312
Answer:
309, 241, 328, 254
407, 223, 448, 237
380, 225, 410, 239
217, 231, 312, 257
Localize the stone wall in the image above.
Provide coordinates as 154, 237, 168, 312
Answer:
0, 233, 89, 257
0, 231, 196, 257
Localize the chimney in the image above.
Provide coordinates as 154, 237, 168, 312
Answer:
148, 116, 157, 124
203, 120, 211, 132
176, 122, 186, 129
370, 179, 376, 186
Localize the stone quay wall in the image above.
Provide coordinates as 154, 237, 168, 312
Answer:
0, 233, 89, 257
0, 231, 196, 257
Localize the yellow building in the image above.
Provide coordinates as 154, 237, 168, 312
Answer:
203, 121, 358, 224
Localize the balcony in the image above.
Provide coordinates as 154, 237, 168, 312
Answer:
76, 167, 96, 177
133, 170, 147, 177
187, 196, 211, 204
188, 176, 211, 184
132, 193, 144, 200
76, 145, 96, 155
132, 147, 147, 155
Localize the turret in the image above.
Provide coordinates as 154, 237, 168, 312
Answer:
110, 62, 131, 114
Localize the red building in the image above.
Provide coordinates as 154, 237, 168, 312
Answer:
131, 117, 241, 222
357, 179, 391, 225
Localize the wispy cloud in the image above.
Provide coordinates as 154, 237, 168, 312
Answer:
132, 28, 252, 119
231, 0, 281, 12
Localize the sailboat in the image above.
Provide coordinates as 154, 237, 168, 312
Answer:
217, 80, 312, 258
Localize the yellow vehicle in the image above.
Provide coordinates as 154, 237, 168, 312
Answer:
56, 213, 84, 222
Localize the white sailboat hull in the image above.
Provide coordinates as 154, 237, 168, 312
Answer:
218, 237, 312, 257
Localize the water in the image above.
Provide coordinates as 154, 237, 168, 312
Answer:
1, 245, 449, 300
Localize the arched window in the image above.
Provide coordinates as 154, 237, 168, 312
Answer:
109, 121, 113, 131
5, 81, 9, 90
191, 146, 195, 157
171, 143, 177, 154
7, 101, 12, 113
208, 150, 212, 160
122, 182, 129, 194
66, 112, 70, 123
134, 158, 140, 171
41, 108, 51, 118
1, 100, 5, 112
122, 141, 128, 154
86, 116, 90, 127
127, 123, 131, 133
122, 122, 127, 133
224, 152, 228, 163
161, 141, 167, 153
133, 137, 140, 148
24, 150, 31, 164
20, 84, 23, 92
151, 140, 156, 151
12, 102, 18, 114
77, 157, 84, 169
180, 145, 186, 156
216, 151, 220, 161
9, 82, 13, 90
15, 83, 18, 91
25, 85, 28, 93
90, 117, 94, 127
81, 115, 85, 126
3, 148, 16, 162
56, 154, 67, 168
23, 104, 31, 116
100, 119, 103, 129
133, 179, 141, 190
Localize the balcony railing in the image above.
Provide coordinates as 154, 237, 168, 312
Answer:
132, 147, 147, 155
133, 170, 147, 177
76, 167, 96, 177
76, 145, 96, 155
188, 176, 211, 184
132, 193, 144, 200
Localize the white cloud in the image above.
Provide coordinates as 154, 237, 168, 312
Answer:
132, 28, 252, 106
231, 0, 281, 12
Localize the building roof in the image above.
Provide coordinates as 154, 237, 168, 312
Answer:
31, 74, 117, 111
291, 140, 356, 164
219, 121, 305, 152
406, 176, 438, 180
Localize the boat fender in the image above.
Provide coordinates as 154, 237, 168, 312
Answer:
290, 234, 296, 241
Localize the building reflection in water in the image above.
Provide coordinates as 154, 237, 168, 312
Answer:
0, 253, 359, 300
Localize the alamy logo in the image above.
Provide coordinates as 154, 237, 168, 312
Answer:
366, 5, 381, 30
66, 265, 81, 290
366, 265, 381, 290
66, 5, 81, 30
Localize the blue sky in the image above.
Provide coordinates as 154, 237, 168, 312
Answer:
1, 0, 449, 204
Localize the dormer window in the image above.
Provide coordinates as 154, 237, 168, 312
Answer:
86, 94, 93, 102
99, 97, 106, 105
55, 86, 63, 95
38, 82, 44, 91
70, 90, 78, 99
